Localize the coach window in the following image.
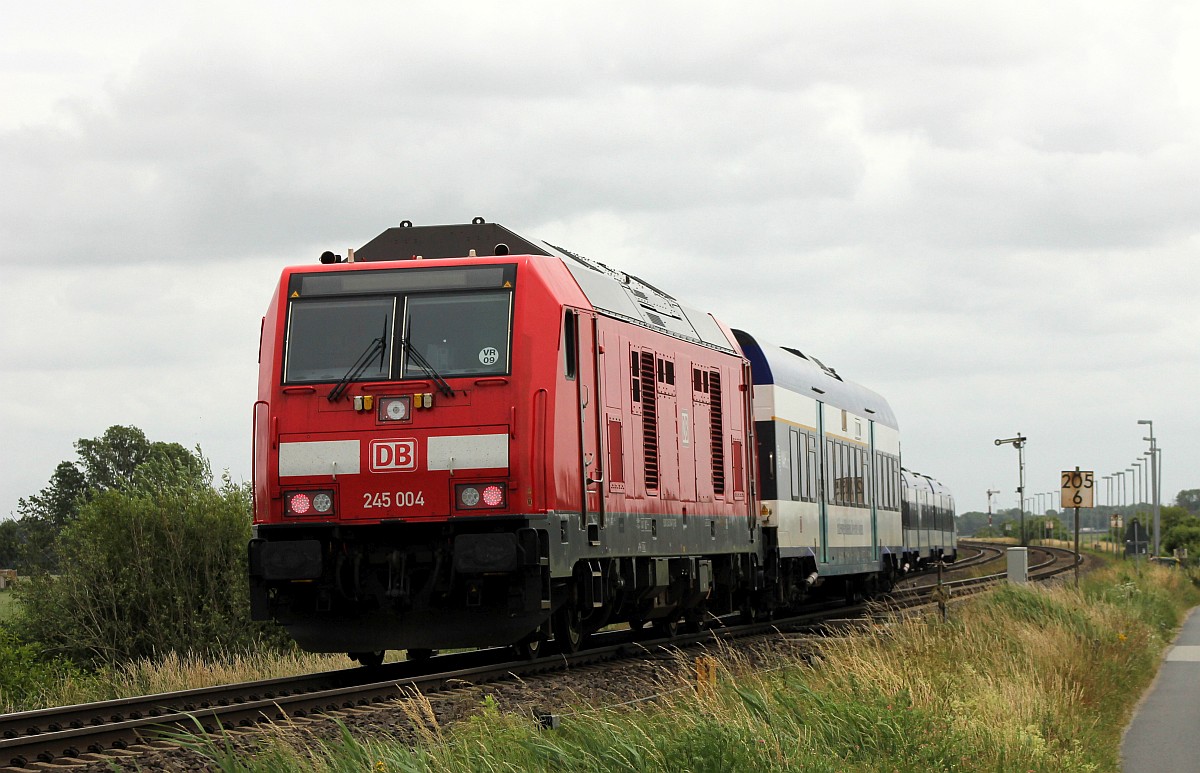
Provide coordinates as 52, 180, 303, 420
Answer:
789, 428, 801, 501
842, 443, 852, 505
851, 447, 861, 506
824, 439, 835, 504
805, 435, 818, 502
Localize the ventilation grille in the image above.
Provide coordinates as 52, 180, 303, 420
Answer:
710, 369, 725, 496
640, 352, 659, 491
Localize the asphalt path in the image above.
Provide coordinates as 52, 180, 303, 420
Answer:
1122, 605, 1200, 773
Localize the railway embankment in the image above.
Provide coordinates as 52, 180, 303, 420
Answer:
147, 557, 1199, 773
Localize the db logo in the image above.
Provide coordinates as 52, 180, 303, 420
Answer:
370, 439, 417, 472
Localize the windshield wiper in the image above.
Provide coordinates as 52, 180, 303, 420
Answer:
403, 337, 455, 398
327, 318, 388, 402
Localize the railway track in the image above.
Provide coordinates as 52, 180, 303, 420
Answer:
0, 542, 1084, 771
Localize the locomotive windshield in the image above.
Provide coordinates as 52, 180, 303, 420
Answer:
284, 298, 394, 384
283, 273, 514, 386
403, 292, 512, 377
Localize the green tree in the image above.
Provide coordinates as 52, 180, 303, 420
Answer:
1163, 523, 1200, 558
1159, 505, 1197, 534
1176, 489, 1200, 515
16, 426, 208, 570
0, 519, 23, 569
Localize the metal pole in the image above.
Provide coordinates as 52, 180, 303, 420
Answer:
1019, 441, 1026, 545
1131, 461, 1141, 513
1118, 468, 1128, 559
995, 434, 1027, 546
1137, 459, 1146, 511
1139, 418, 1158, 555
1155, 447, 1162, 555
1104, 475, 1112, 553
1074, 504, 1080, 588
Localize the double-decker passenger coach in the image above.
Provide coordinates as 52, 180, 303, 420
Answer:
249, 220, 757, 664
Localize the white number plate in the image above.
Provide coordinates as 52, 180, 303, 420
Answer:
362, 491, 426, 509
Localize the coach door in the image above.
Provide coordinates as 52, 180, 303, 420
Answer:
816, 401, 829, 564
869, 421, 879, 561
569, 310, 604, 527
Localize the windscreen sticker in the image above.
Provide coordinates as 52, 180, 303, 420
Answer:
478, 347, 500, 365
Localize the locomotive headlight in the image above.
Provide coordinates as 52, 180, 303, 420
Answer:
460, 486, 481, 507
312, 493, 333, 513
378, 395, 412, 423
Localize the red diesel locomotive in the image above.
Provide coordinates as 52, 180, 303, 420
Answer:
249, 219, 955, 665
249, 220, 759, 663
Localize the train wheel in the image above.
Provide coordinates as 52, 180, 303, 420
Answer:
653, 617, 679, 638
350, 650, 386, 668
512, 634, 544, 660
555, 604, 584, 653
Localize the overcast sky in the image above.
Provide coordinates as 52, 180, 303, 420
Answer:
2, 1, 1197, 519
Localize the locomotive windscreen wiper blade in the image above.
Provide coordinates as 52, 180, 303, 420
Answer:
403, 337, 455, 398
327, 328, 386, 403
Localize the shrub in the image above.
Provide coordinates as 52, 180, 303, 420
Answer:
0, 626, 92, 709
13, 477, 286, 665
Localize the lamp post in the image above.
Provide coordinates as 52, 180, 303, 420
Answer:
1132, 460, 1143, 512
995, 434, 1027, 546
1126, 468, 1135, 525
1116, 471, 1127, 557
1139, 420, 1159, 555
1104, 475, 1112, 549
1155, 446, 1163, 549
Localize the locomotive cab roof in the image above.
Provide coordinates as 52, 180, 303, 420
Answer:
354, 219, 551, 261
347, 218, 737, 355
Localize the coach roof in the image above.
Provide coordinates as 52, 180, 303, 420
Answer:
733, 329, 898, 430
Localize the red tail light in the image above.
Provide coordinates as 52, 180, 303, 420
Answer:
285, 489, 335, 516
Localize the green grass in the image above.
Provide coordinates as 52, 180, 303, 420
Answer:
173, 558, 1199, 773
0, 588, 16, 622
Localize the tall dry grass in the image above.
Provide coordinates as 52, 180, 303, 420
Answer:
0, 648, 360, 714
181, 559, 1198, 772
